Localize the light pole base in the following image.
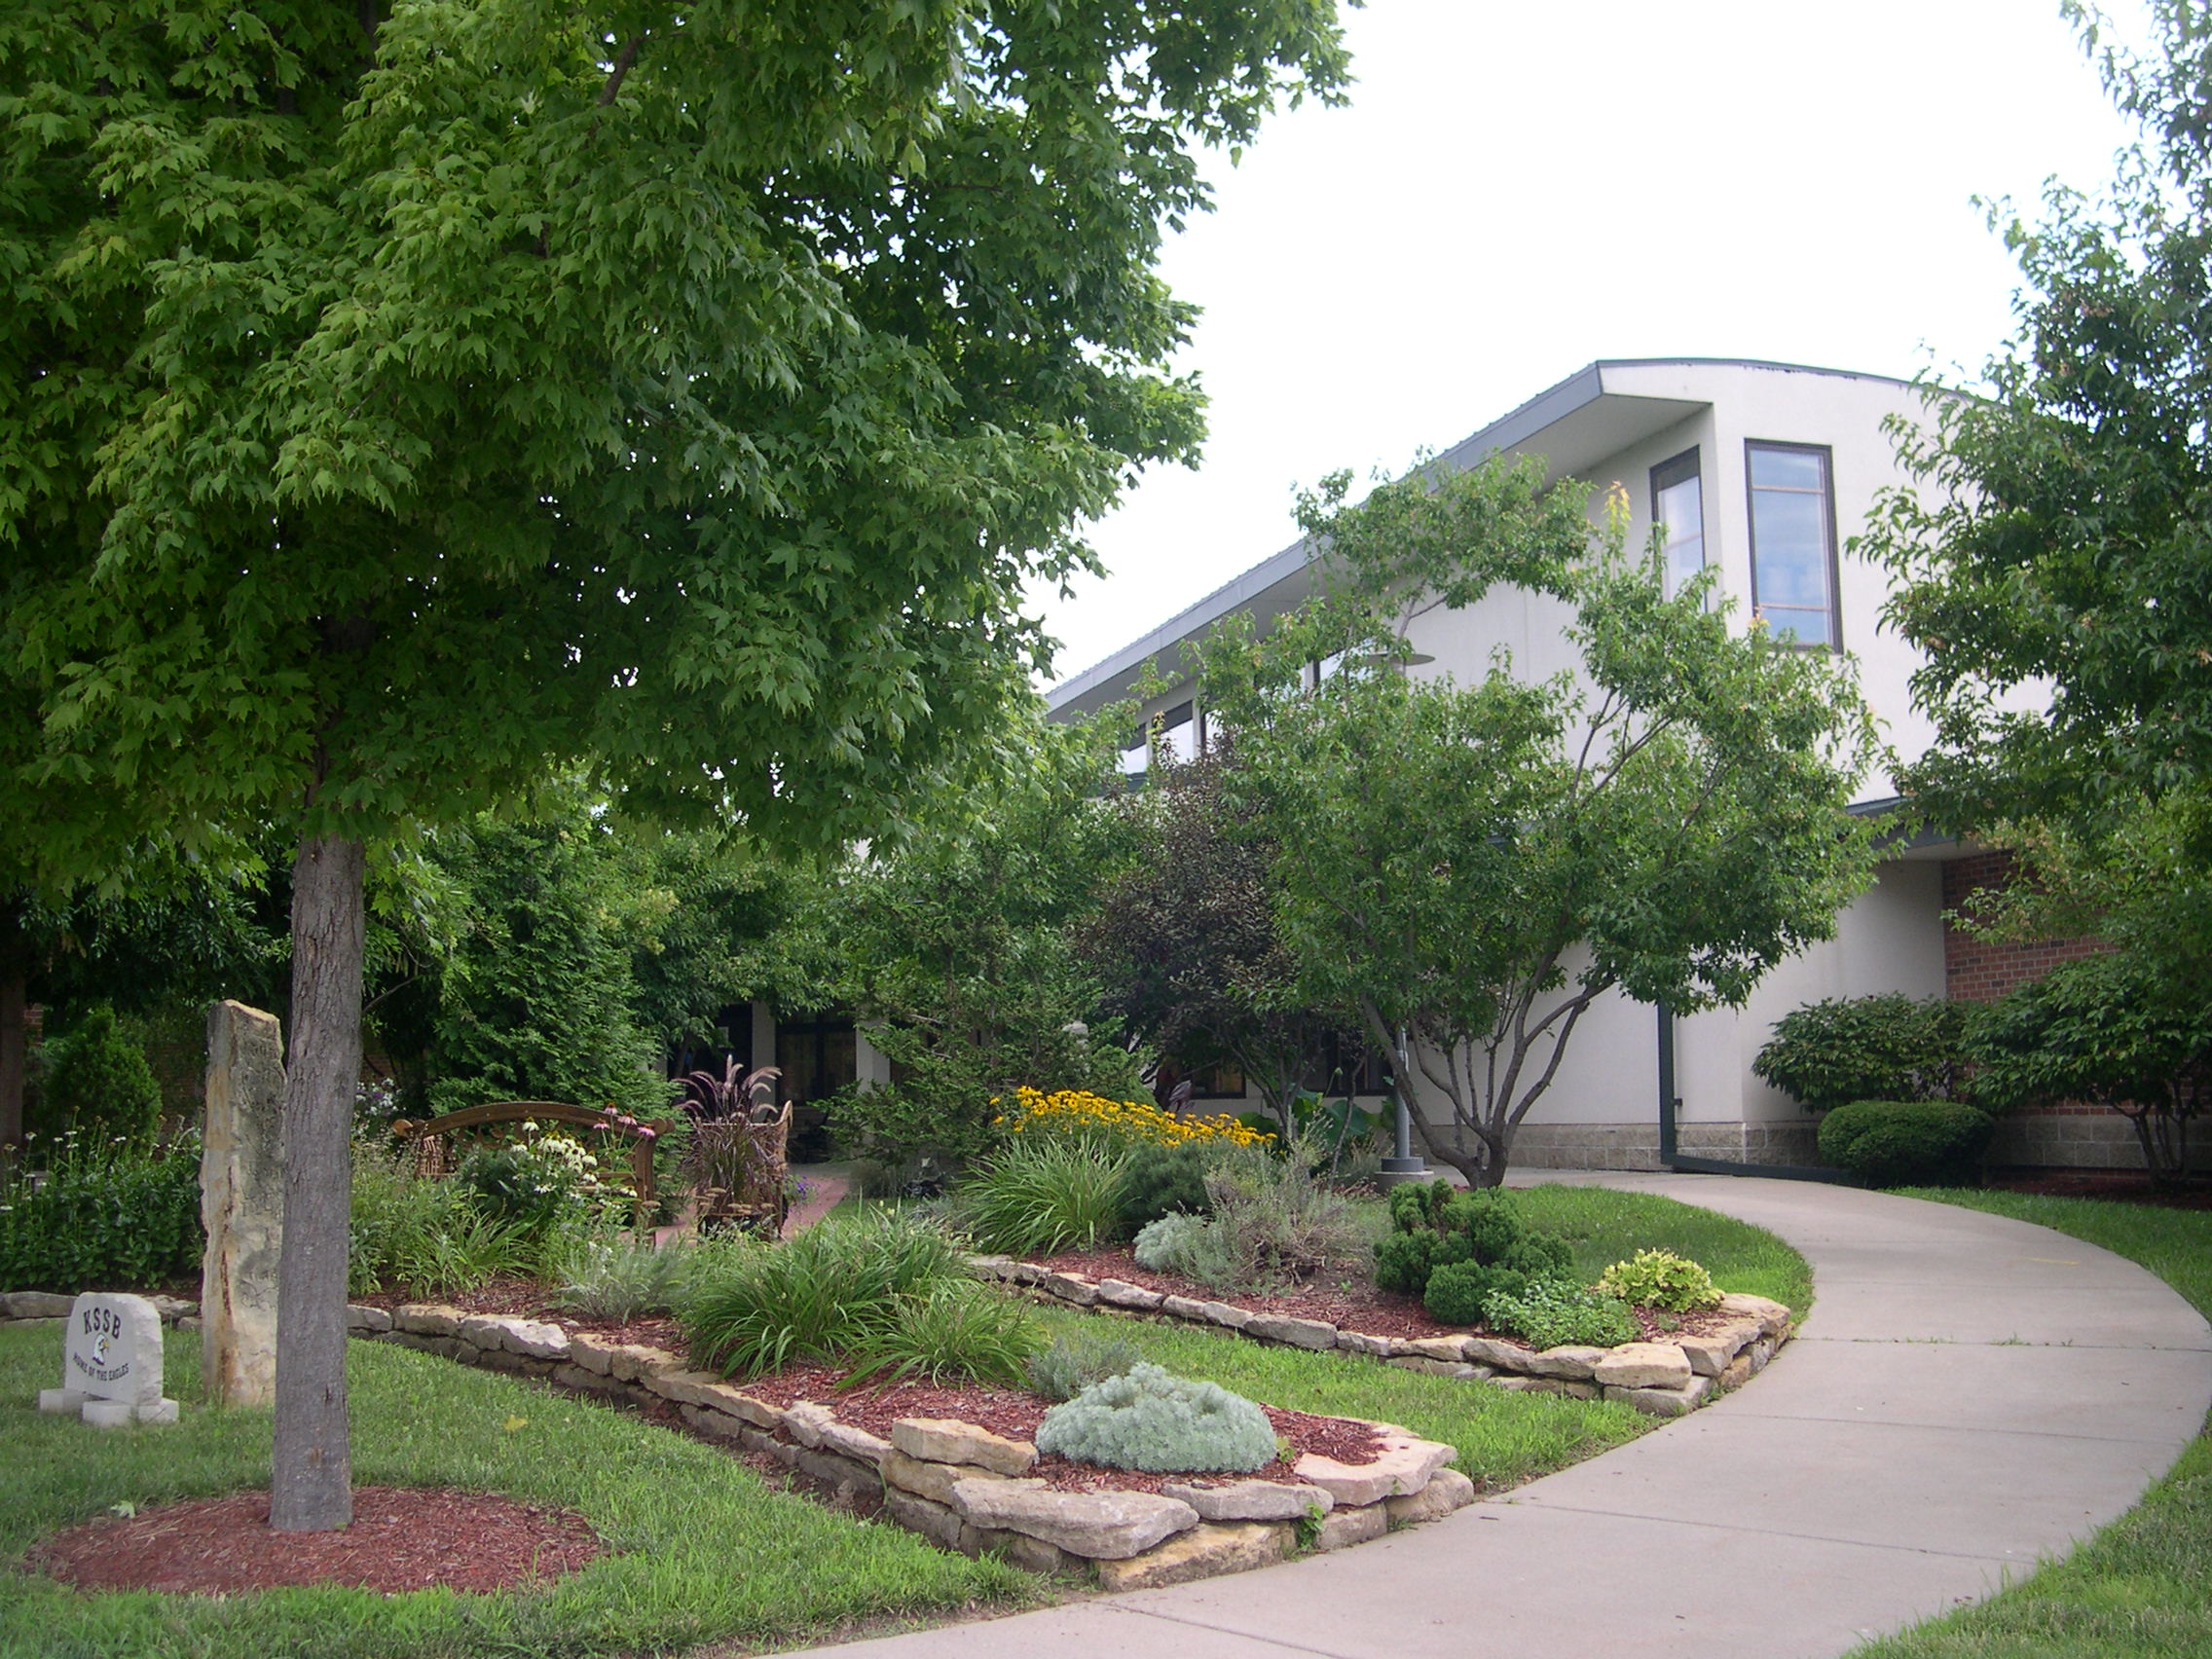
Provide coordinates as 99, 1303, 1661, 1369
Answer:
1375, 1156, 1432, 1190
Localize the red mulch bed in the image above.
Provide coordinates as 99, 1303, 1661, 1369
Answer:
738, 1363, 1385, 1493
28, 1487, 601, 1597
1987, 1171, 2212, 1211
1029, 1245, 1738, 1347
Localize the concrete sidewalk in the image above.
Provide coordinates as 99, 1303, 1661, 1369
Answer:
768, 1175, 2212, 1659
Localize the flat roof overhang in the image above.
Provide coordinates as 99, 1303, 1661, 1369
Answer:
1046, 359, 1720, 721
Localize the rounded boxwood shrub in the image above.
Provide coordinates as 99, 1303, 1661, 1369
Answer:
32, 1006, 164, 1144
1117, 1140, 1215, 1232
1818, 1099, 1995, 1188
1422, 1260, 1530, 1325
1035, 1362, 1276, 1473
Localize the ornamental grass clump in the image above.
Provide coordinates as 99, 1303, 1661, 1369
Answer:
683, 1209, 971, 1380
1035, 1362, 1276, 1473
955, 1136, 1132, 1257
839, 1279, 1045, 1389
1597, 1248, 1722, 1312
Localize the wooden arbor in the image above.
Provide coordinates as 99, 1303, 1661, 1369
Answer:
393, 1101, 660, 1223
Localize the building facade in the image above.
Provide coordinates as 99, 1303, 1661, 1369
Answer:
1048, 357, 2119, 1172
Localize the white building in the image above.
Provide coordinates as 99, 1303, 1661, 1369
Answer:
1045, 357, 2080, 1173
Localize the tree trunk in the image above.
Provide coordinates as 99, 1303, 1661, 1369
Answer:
270, 833, 365, 1532
0, 964, 24, 1155
0, 899, 26, 1153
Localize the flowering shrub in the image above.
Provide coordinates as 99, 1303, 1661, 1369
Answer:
993, 1087, 1274, 1152
457, 1124, 612, 1231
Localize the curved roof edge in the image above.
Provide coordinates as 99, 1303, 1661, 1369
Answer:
1046, 356, 1931, 718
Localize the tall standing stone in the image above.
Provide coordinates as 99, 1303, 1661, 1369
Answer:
201, 1001, 285, 1407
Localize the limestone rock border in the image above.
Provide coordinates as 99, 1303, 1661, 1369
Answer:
334, 1305, 1467, 1587
968, 1257, 1795, 1418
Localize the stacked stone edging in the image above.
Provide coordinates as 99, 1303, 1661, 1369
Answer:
970, 1257, 1794, 1419
302, 1301, 1463, 1588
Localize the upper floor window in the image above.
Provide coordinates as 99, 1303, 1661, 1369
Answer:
1746, 441, 1839, 648
1649, 448, 1705, 599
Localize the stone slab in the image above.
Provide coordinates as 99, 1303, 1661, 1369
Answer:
1244, 1314, 1338, 1350
952, 1479, 1198, 1560
1160, 1479, 1333, 1522
1093, 1521, 1290, 1591
1293, 1432, 1453, 1507
1590, 1342, 1693, 1390
1310, 1501, 1387, 1551
891, 1418, 1037, 1476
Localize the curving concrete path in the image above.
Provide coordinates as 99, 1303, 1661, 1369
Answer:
771, 1176, 2212, 1659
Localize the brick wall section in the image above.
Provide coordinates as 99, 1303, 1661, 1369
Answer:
1941, 852, 2108, 1003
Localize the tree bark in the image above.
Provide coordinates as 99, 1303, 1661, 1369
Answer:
270, 832, 365, 1532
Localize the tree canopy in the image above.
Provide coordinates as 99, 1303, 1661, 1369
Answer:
1863, 0, 2212, 831
1201, 458, 1880, 1187
0, 1, 1348, 1529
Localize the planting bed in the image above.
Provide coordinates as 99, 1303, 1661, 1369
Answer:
330, 1301, 1470, 1590
977, 1253, 1795, 1418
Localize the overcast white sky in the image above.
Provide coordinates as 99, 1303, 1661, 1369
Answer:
1028, 0, 2153, 687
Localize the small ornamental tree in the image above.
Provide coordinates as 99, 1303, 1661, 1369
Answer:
1971, 950, 2209, 1185
1079, 741, 1355, 1128
1, 4, 1346, 1530
1200, 457, 1880, 1188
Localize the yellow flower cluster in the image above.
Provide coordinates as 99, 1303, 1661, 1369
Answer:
992, 1087, 1275, 1151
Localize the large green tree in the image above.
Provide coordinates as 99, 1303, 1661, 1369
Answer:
1, 2, 1346, 1529
1202, 459, 1881, 1187
1864, 1, 2212, 830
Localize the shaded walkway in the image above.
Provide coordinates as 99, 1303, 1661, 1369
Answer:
768, 1175, 2212, 1659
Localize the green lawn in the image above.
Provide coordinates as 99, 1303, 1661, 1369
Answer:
1849, 1190, 2212, 1659
1510, 1182, 1815, 1315
0, 1329, 1034, 1659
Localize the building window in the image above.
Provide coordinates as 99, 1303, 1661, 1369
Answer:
1649, 448, 1705, 599
1157, 700, 1198, 763
1746, 441, 1840, 648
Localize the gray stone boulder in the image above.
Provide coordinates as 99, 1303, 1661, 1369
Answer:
951, 1479, 1198, 1560
1160, 1478, 1334, 1522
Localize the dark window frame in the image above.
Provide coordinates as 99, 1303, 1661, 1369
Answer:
1649, 445, 1705, 600
1744, 439, 1842, 650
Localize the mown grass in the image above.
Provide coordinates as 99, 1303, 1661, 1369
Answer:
0, 1328, 1035, 1659
1508, 1182, 1814, 1314
1849, 1191, 2212, 1659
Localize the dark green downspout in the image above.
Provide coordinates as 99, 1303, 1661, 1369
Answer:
1657, 1000, 1859, 1184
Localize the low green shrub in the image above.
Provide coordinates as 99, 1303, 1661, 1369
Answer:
1421, 1260, 1530, 1325
1035, 1361, 1277, 1473
840, 1280, 1045, 1388
1377, 1183, 1574, 1310
1117, 1140, 1217, 1231
1818, 1099, 1996, 1188
0, 1131, 203, 1292
548, 1234, 696, 1322
955, 1137, 1131, 1257
1481, 1278, 1638, 1349
30, 1006, 164, 1144
683, 1210, 971, 1380
1597, 1248, 1722, 1312
1026, 1329, 1144, 1402
349, 1140, 535, 1297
